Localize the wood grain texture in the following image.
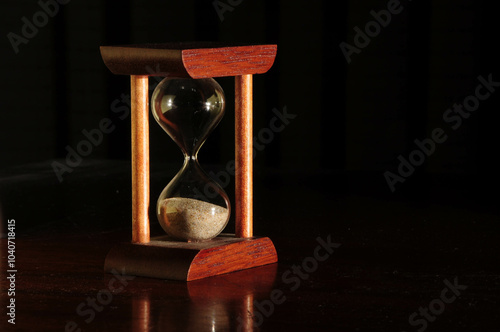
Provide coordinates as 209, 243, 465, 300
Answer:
235, 75, 253, 238
100, 43, 277, 78
182, 45, 277, 79
104, 235, 278, 281
188, 236, 276, 280
130, 75, 150, 243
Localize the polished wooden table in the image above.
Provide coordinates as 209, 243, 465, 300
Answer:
0, 161, 498, 331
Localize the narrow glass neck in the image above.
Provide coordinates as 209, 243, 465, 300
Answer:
183, 152, 198, 163
179, 152, 205, 180
180, 141, 201, 164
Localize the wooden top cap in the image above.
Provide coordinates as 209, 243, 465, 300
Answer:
100, 42, 277, 78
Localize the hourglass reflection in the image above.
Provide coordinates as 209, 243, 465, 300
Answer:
151, 78, 230, 242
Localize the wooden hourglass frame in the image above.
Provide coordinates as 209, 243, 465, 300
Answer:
100, 43, 278, 281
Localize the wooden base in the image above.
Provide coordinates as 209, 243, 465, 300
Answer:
104, 234, 278, 281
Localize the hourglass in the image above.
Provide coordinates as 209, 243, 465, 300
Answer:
100, 43, 278, 281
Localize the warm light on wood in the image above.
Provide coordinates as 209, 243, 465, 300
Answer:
101, 43, 278, 281
131, 75, 150, 244
235, 74, 253, 238
105, 236, 277, 280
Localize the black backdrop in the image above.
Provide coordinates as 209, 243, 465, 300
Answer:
1, 3, 499, 331
1, 0, 499, 207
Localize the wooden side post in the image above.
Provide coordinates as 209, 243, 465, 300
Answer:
235, 74, 253, 238
130, 75, 150, 243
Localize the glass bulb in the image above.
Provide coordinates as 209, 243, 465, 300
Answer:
151, 77, 230, 242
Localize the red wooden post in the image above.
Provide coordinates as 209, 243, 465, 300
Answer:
235, 74, 253, 238
130, 75, 150, 244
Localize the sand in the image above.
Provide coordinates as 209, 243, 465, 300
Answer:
158, 197, 229, 242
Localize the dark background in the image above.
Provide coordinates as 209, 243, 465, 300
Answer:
1, 1, 500, 331
0, 0, 500, 233
0, 1, 498, 234
2, 0, 499, 187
